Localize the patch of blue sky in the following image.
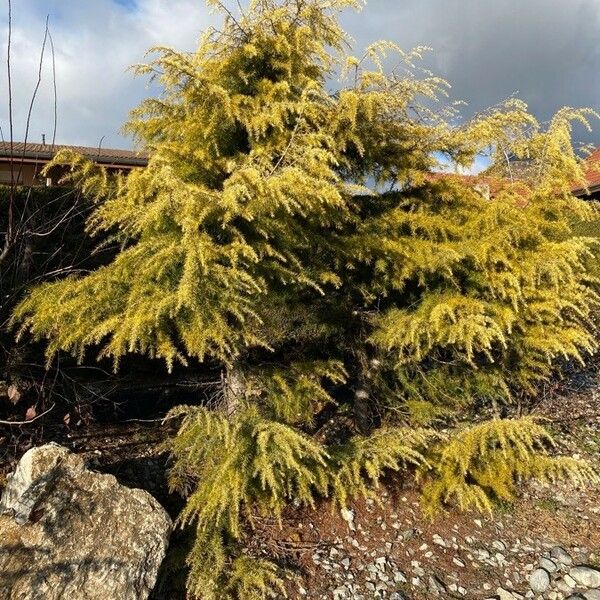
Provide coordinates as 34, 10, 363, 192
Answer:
434, 152, 491, 175
113, 0, 138, 10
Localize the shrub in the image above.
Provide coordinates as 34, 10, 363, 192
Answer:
12, 0, 599, 596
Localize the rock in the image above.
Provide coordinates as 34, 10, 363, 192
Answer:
428, 575, 447, 595
497, 588, 517, 600
513, 571, 521, 583
570, 567, 600, 589
0, 443, 172, 600
539, 557, 558, 573
584, 590, 600, 600
412, 564, 425, 577
529, 568, 551, 593
564, 574, 578, 587
556, 577, 576, 593
551, 546, 574, 566
341, 507, 355, 531
393, 571, 407, 584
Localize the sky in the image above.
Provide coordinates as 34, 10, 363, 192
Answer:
1, 0, 600, 151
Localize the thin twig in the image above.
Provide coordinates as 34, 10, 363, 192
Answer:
2, 0, 15, 266
6, 0, 13, 179
214, 0, 248, 35
17, 16, 50, 185
0, 403, 56, 426
22, 16, 50, 150
269, 110, 305, 176
96, 135, 105, 160
121, 415, 181, 424
48, 27, 57, 148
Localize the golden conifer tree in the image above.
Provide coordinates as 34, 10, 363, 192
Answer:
13, 1, 599, 596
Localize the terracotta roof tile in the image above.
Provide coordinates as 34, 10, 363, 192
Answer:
573, 147, 600, 195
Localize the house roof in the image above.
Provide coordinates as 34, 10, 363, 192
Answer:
0, 142, 148, 168
437, 154, 600, 200
572, 147, 600, 196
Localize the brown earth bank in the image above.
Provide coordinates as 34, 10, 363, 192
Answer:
1, 359, 599, 600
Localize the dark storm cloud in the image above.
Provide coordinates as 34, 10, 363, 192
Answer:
2, 0, 600, 148
342, 0, 600, 141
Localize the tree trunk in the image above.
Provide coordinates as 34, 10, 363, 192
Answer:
222, 363, 245, 417
354, 387, 372, 434
353, 356, 382, 434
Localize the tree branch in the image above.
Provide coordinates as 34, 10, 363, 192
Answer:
0, 403, 55, 426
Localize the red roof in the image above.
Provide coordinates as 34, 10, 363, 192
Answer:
572, 147, 600, 196
429, 172, 531, 204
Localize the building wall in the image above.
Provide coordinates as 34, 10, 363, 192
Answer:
0, 160, 136, 187
0, 162, 44, 186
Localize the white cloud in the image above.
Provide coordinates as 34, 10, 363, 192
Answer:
2, 0, 600, 150
0, 0, 215, 148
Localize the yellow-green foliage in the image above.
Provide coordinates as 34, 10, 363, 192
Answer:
13, 0, 363, 369
11, 0, 600, 597
14, 0, 598, 383
366, 183, 599, 401
170, 405, 330, 528
168, 403, 330, 597
168, 394, 436, 597
247, 360, 347, 424
224, 556, 287, 600
420, 418, 599, 515
571, 201, 600, 279
43, 148, 125, 203
330, 427, 433, 508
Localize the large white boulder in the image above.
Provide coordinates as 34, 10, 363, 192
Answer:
0, 443, 172, 600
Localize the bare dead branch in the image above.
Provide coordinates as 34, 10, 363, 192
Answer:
2, 0, 15, 266
19, 15, 50, 177
0, 403, 55, 426
48, 28, 57, 148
